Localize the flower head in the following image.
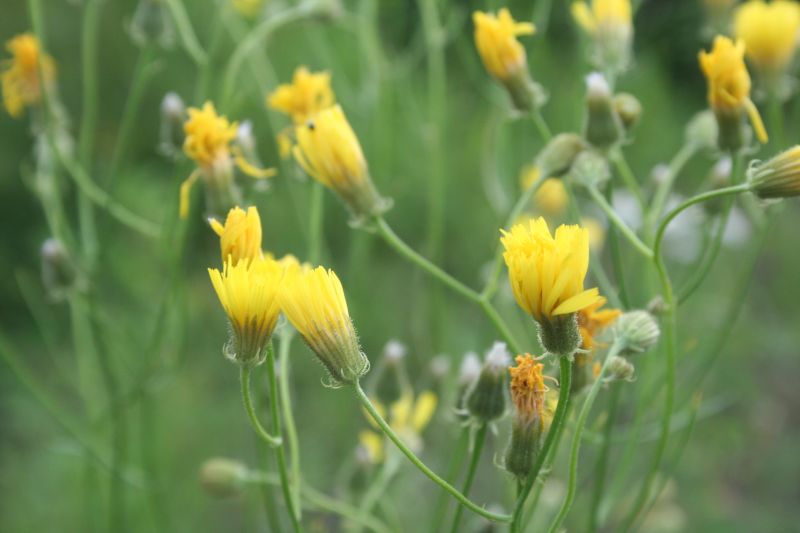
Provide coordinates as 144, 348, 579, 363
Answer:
747, 145, 800, 198
501, 218, 600, 322
571, 0, 632, 35
473, 9, 535, 81
508, 354, 549, 423
280, 265, 369, 384
209, 206, 263, 266
734, 0, 800, 76
699, 36, 768, 144
184, 102, 238, 168
1, 33, 55, 118
268, 66, 335, 124
208, 257, 284, 366
293, 105, 388, 218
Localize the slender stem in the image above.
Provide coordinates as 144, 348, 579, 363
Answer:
352, 456, 400, 533
676, 216, 725, 304
427, 428, 471, 533
531, 108, 553, 141
278, 329, 303, 521
588, 382, 622, 532
547, 341, 623, 533
510, 357, 573, 532
353, 381, 511, 523
645, 143, 698, 238
265, 344, 303, 532
448, 424, 488, 533
586, 185, 654, 259
308, 182, 325, 264
163, 0, 208, 66
610, 149, 645, 210
373, 216, 522, 354
603, 182, 631, 307
240, 366, 282, 447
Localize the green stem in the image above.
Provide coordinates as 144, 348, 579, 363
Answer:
163, 0, 208, 66
586, 185, 653, 259
644, 143, 698, 238
610, 149, 645, 210
427, 428, 471, 533
546, 341, 623, 533
588, 382, 621, 532
603, 182, 631, 307
240, 366, 282, 448
353, 381, 511, 523
278, 329, 303, 521
308, 182, 325, 264
531, 108, 553, 141
374, 216, 522, 354
448, 424, 488, 533
510, 357, 573, 532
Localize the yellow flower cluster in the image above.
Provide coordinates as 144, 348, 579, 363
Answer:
734, 0, 800, 77
473, 8, 535, 81
184, 102, 238, 168
1, 33, 55, 118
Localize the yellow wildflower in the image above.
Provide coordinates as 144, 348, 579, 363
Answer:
208, 256, 284, 365
578, 296, 621, 351
748, 145, 800, 198
734, 0, 800, 76
533, 178, 568, 217
1, 33, 55, 118
293, 105, 388, 218
209, 206, 263, 266
280, 265, 369, 384
699, 36, 768, 145
571, 0, 632, 35
473, 8, 535, 81
184, 102, 238, 167
268, 66, 335, 124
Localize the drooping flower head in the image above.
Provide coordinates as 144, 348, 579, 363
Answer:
280, 265, 369, 385
699, 36, 768, 146
293, 105, 389, 219
268, 66, 335, 124
734, 0, 800, 77
209, 206, 263, 266
1, 33, 55, 118
208, 256, 284, 366
747, 145, 800, 198
473, 9, 535, 81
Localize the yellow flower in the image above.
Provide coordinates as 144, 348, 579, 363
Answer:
233, 0, 264, 18
748, 145, 800, 198
293, 105, 388, 218
267, 66, 335, 124
280, 265, 369, 384
533, 178, 568, 217
473, 8, 535, 81
184, 102, 238, 168
571, 0, 632, 35
509, 354, 549, 423
209, 206, 263, 266
501, 218, 600, 322
577, 296, 621, 351
734, 0, 800, 76
360, 390, 437, 461
208, 256, 284, 365
1, 33, 55, 118
699, 36, 768, 144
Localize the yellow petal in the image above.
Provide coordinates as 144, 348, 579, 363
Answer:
552, 287, 601, 315
411, 392, 438, 432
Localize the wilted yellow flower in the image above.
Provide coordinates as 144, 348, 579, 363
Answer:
734, 0, 800, 76
501, 218, 600, 322
360, 390, 437, 461
209, 206, 263, 266
1, 33, 55, 118
473, 8, 535, 81
533, 178, 568, 217
748, 145, 800, 198
268, 66, 335, 124
294, 105, 388, 218
578, 296, 621, 351
509, 354, 548, 423
699, 36, 768, 145
233, 0, 264, 18
571, 0, 632, 35
280, 265, 369, 384
208, 256, 284, 365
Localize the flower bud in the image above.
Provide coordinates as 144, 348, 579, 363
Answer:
685, 110, 719, 151
383, 339, 407, 365
458, 351, 482, 388
747, 146, 800, 199
572, 0, 633, 74
41, 238, 76, 301
570, 150, 611, 189
158, 92, 185, 158
605, 355, 635, 382
613, 310, 661, 355
465, 342, 510, 423
535, 133, 586, 177
583, 72, 623, 150
199, 458, 249, 498
130, 0, 174, 48
613, 92, 642, 132
505, 417, 543, 480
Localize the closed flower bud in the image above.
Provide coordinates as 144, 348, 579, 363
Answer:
613, 310, 661, 355
570, 150, 612, 189
613, 92, 642, 132
465, 342, 510, 423
208, 206, 263, 266
583, 72, 623, 150
747, 146, 800, 199
571, 0, 633, 74
158, 92, 185, 157
130, 0, 174, 48
605, 355, 635, 382
199, 458, 249, 498
41, 238, 76, 301
685, 110, 719, 151
280, 266, 369, 385
501, 218, 600, 357
458, 351, 482, 388
535, 133, 586, 177
294, 105, 390, 221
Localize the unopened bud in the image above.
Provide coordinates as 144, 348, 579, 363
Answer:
605, 355, 635, 382
383, 339, 407, 365
570, 150, 611, 189
614, 310, 661, 355
504, 417, 542, 480
747, 146, 800, 199
535, 133, 586, 177
458, 352, 482, 388
465, 342, 510, 422
130, 0, 174, 48
41, 238, 76, 301
199, 458, 249, 497
158, 92, 185, 158
613, 92, 642, 132
583, 72, 623, 150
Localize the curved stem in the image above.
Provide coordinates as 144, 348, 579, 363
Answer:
677, 216, 725, 304
510, 357, 573, 532
547, 341, 623, 533
610, 149, 645, 211
240, 366, 282, 448
278, 329, 303, 522
588, 382, 621, 532
586, 185, 654, 259
531, 108, 553, 141
163, 0, 208, 66
353, 381, 511, 523
449, 424, 488, 533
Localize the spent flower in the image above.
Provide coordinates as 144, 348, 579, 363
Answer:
1, 33, 55, 119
